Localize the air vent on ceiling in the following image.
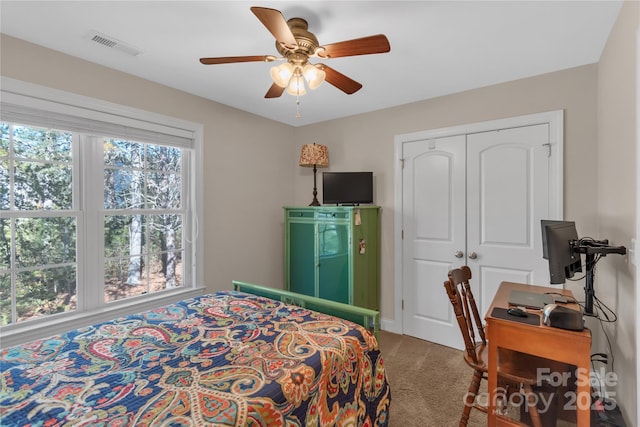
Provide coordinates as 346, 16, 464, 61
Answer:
86, 30, 140, 57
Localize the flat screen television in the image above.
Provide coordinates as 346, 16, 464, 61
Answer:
322, 172, 373, 205
541, 220, 582, 284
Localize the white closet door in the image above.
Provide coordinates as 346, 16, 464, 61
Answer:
401, 135, 466, 348
400, 123, 554, 349
466, 124, 552, 318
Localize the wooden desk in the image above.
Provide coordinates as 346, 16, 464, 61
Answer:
486, 282, 592, 426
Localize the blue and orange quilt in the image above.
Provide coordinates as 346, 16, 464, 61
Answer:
0, 291, 390, 426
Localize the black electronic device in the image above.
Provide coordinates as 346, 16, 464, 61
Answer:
322, 172, 373, 205
508, 290, 554, 309
507, 307, 528, 318
541, 220, 627, 315
541, 220, 582, 284
542, 304, 585, 331
571, 238, 627, 314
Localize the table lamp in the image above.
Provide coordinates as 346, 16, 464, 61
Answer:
299, 143, 329, 206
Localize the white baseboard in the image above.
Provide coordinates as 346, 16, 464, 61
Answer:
380, 317, 402, 334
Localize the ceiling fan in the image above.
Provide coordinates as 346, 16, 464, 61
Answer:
199, 6, 391, 98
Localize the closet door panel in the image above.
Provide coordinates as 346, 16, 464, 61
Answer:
466, 124, 551, 317
401, 135, 466, 348
479, 145, 529, 245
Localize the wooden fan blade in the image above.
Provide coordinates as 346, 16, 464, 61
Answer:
250, 6, 297, 48
318, 34, 390, 59
265, 83, 285, 98
199, 55, 274, 65
321, 65, 363, 95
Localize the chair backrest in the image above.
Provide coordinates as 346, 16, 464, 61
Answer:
444, 266, 486, 365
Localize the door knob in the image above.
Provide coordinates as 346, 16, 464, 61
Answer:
455, 250, 464, 258
468, 251, 478, 259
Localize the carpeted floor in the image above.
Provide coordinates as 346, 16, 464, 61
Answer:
376, 331, 577, 427
376, 330, 487, 427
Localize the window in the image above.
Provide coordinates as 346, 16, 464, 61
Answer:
0, 123, 77, 325
0, 79, 203, 341
103, 139, 184, 302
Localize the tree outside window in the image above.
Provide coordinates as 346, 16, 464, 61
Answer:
0, 123, 188, 325
0, 123, 76, 325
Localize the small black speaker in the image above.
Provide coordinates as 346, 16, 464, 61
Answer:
542, 304, 585, 331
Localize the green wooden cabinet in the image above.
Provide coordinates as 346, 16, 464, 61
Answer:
284, 206, 380, 310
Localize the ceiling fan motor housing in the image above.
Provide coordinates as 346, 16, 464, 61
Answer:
276, 18, 320, 62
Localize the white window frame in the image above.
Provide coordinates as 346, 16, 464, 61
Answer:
0, 77, 205, 347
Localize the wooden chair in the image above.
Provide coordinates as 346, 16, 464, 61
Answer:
444, 266, 547, 427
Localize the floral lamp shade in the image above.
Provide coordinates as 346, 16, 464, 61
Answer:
299, 143, 329, 206
299, 143, 329, 168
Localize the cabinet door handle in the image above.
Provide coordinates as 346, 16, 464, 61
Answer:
468, 251, 478, 260
455, 250, 464, 258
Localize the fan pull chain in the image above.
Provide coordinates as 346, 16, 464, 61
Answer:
295, 74, 302, 118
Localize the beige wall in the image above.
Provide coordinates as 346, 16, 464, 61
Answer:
596, 1, 638, 423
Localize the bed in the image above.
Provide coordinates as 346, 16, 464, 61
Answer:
0, 287, 391, 426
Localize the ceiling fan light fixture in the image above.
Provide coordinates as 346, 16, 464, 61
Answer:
270, 62, 294, 87
286, 75, 307, 96
303, 63, 325, 90
199, 7, 390, 101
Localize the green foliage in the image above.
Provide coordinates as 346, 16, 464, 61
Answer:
12, 125, 73, 211
0, 219, 10, 270
2, 125, 186, 323
2, 122, 76, 325
0, 274, 10, 326
15, 217, 76, 267
16, 266, 76, 319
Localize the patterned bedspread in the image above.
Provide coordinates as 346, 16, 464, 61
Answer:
0, 291, 390, 426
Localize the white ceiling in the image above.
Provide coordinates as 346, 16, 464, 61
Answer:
0, 1, 623, 127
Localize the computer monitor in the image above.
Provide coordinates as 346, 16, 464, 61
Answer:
541, 220, 582, 284
541, 220, 627, 314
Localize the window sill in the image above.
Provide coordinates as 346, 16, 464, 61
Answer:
0, 286, 207, 348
